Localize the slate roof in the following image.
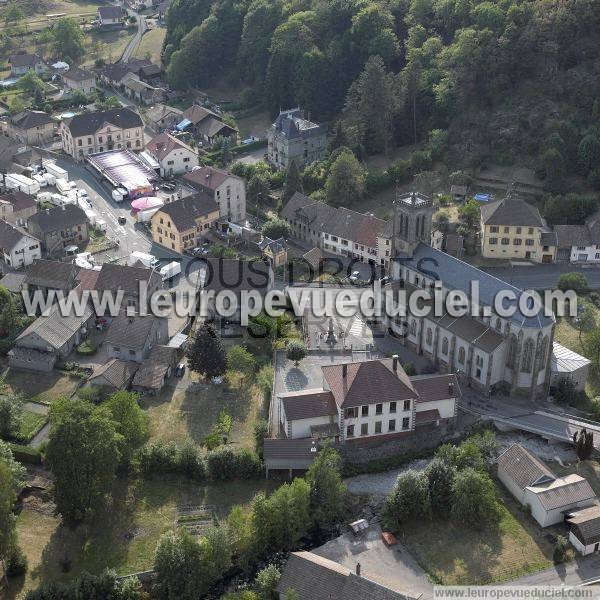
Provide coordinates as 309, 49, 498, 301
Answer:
64, 107, 143, 137
25, 259, 77, 289
146, 103, 183, 125
75, 267, 101, 291
16, 292, 93, 350
567, 505, 600, 546
396, 243, 554, 328
280, 389, 338, 421
105, 313, 162, 350
0, 219, 34, 252
146, 132, 195, 161
411, 373, 460, 402
63, 66, 95, 82
131, 345, 177, 389
10, 110, 54, 130
89, 358, 137, 389
184, 165, 237, 191
554, 225, 591, 248
9, 53, 44, 68
258, 236, 286, 254
281, 192, 389, 248
196, 117, 236, 138
414, 408, 441, 424
28, 204, 87, 233
480, 198, 545, 227
263, 438, 319, 462
182, 104, 220, 125
272, 108, 324, 140
322, 359, 418, 409
154, 193, 219, 231
498, 443, 556, 491
277, 551, 411, 600
95, 263, 161, 297
528, 474, 596, 511
0, 190, 36, 213
98, 5, 124, 19
0, 271, 26, 293
200, 258, 271, 299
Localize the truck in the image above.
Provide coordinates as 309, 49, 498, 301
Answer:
112, 187, 127, 203
128, 251, 160, 269
5, 173, 40, 195
43, 172, 56, 186
43, 161, 68, 180
159, 261, 181, 282
55, 178, 71, 194
84, 209, 97, 227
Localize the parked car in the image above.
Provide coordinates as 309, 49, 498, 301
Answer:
349, 271, 360, 282
118, 216, 126, 225
175, 363, 185, 377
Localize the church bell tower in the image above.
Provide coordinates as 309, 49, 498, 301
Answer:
391, 191, 435, 257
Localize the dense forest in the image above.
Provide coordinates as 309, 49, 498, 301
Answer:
163, 0, 600, 177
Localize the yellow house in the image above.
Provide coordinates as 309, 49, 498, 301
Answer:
150, 194, 219, 254
480, 198, 556, 263
258, 236, 288, 267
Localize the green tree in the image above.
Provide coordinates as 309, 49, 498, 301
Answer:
553, 534, 569, 564
186, 323, 227, 379
451, 467, 499, 528
53, 17, 85, 63
325, 149, 365, 207
573, 428, 594, 460
424, 458, 455, 516
557, 272, 588, 295
8, 96, 24, 116
585, 328, 600, 366
385, 469, 430, 528
255, 564, 281, 600
0, 442, 25, 493
18, 71, 44, 96
248, 172, 270, 206
0, 394, 23, 439
262, 218, 290, 239
0, 459, 17, 584
578, 134, 600, 174
458, 198, 480, 229
305, 447, 346, 532
227, 345, 256, 378
45, 398, 121, 523
285, 339, 307, 366
283, 160, 303, 204
99, 391, 149, 468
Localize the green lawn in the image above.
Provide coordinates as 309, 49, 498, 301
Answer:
13, 410, 47, 444
400, 486, 555, 584
0, 367, 82, 405
8, 478, 275, 598
134, 27, 166, 64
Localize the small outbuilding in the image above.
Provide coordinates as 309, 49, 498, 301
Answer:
567, 505, 600, 555
551, 342, 591, 392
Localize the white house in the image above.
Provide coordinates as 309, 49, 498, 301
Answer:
555, 212, 600, 262
145, 132, 197, 176
0, 220, 41, 268
498, 444, 596, 527
277, 356, 458, 443
567, 505, 600, 555
8, 53, 47, 76
98, 5, 124, 27
184, 166, 246, 224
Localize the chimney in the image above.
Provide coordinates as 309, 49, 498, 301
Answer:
356, 563, 361, 577
448, 381, 454, 395
392, 354, 398, 372
342, 363, 347, 379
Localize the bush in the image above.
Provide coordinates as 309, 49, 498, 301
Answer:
206, 446, 262, 480
76, 340, 97, 355
557, 272, 588, 294
6, 544, 28, 577
286, 340, 307, 365
138, 441, 205, 479
553, 534, 569, 563
385, 470, 430, 529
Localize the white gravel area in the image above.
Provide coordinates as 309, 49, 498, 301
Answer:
344, 431, 578, 496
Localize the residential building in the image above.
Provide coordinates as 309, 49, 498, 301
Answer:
480, 197, 557, 263
5, 110, 55, 145
0, 191, 37, 226
131, 345, 178, 394
180, 104, 237, 145
267, 108, 326, 170
27, 205, 89, 255
97, 59, 162, 87
146, 132, 197, 176
150, 194, 219, 253
281, 192, 389, 265
277, 356, 458, 444
24, 259, 78, 299
8, 53, 47, 76
87, 359, 138, 395
567, 505, 600, 555
9, 291, 94, 371
258, 236, 287, 267
0, 272, 26, 294
184, 166, 246, 223
146, 103, 183, 132
97, 5, 125, 27
554, 211, 600, 262
382, 193, 557, 398
121, 74, 166, 106
497, 444, 596, 527
60, 107, 144, 160
0, 219, 41, 268
104, 313, 169, 363
277, 551, 412, 600
263, 439, 320, 477
62, 66, 96, 95
94, 263, 162, 312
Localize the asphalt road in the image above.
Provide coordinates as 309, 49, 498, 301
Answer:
483, 263, 600, 290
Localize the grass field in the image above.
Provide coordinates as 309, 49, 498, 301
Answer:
134, 27, 166, 64
8, 477, 276, 598
400, 487, 555, 584
13, 410, 47, 444
0, 367, 82, 405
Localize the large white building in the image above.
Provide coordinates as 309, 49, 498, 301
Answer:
145, 132, 197, 176
0, 220, 41, 268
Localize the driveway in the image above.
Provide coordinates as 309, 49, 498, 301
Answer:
313, 525, 433, 599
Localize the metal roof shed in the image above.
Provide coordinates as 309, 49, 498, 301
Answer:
551, 342, 591, 391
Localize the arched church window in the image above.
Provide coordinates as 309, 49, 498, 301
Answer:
442, 337, 449, 355
521, 339, 534, 373
458, 347, 465, 364
506, 335, 518, 369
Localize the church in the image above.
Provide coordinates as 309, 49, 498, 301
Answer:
383, 192, 555, 399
